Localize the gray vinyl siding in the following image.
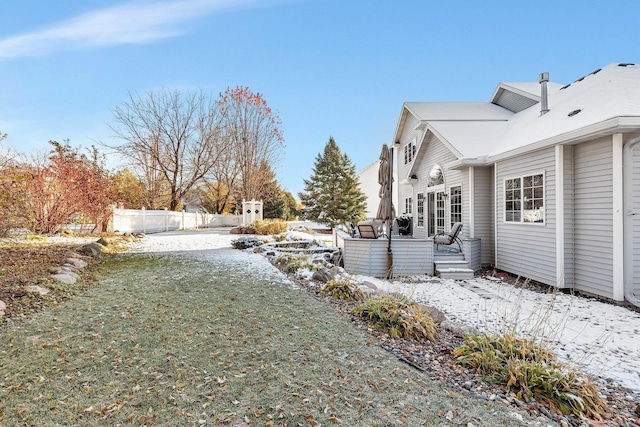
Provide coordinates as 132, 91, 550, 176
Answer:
462, 239, 482, 271
563, 146, 575, 287
397, 113, 422, 220
573, 138, 614, 299
496, 147, 556, 285
336, 232, 433, 277
630, 144, 640, 296
473, 166, 495, 265
411, 133, 460, 239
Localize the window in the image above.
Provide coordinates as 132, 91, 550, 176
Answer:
404, 197, 413, 215
417, 193, 424, 227
450, 186, 462, 225
404, 139, 416, 164
504, 173, 544, 223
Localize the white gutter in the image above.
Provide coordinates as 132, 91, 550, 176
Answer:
489, 116, 640, 163
445, 156, 489, 170
623, 135, 640, 307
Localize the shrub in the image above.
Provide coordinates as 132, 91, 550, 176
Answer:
454, 333, 608, 419
272, 253, 316, 274
322, 278, 365, 302
351, 295, 436, 342
231, 236, 263, 249
253, 220, 288, 235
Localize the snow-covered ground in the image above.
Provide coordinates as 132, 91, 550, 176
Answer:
128, 229, 640, 394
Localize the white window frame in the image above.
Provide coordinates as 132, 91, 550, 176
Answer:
404, 138, 417, 165
416, 192, 424, 227
404, 197, 413, 215
503, 172, 545, 224
450, 185, 462, 226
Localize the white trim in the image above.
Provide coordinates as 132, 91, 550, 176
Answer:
403, 137, 417, 165
403, 196, 413, 215
449, 184, 463, 227
612, 133, 625, 301
469, 167, 475, 238
494, 163, 498, 267
416, 192, 425, 228
555, 146, 565, 288
489, 117, 640, 163
502, 171, 546, 225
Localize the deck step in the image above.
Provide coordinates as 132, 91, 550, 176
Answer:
434, 260, 469, 270
434, 254, 465, 262
437, 268, 475, 280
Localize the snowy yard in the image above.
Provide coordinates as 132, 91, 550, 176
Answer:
130, 229, 640, 395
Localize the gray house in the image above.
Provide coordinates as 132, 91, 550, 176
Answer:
393, 62, 640, 306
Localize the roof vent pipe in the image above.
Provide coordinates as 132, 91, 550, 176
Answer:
539, 72, 550, 115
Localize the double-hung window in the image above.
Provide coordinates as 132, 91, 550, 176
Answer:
416, 193, 424, 227
504, 173, 544, 223
404, 139, 416, 165
450, 186, 462, 225
404, 197, 413, 215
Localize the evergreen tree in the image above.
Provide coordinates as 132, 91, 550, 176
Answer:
298, 137, 366, 229
281, 190, 299, 221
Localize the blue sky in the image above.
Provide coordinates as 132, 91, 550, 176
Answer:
1, 0, 638, 197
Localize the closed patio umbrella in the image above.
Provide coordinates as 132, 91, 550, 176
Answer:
375, 144, 394, 278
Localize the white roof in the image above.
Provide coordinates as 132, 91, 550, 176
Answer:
429, 121, 511, 158
490, 63, 640, 157
399, 63, 640, 162
405, 102, 512, 121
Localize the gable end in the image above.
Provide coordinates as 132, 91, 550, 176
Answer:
492, 87, 539, 113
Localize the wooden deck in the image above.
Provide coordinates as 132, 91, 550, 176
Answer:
336, 230, 482, 279
335, 230, 434, 278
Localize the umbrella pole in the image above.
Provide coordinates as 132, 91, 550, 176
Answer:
386, 147, 394, 279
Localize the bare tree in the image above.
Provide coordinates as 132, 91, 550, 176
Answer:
218, 86, 285, 202
0, 131, 27, 235
109, 89, 225, 211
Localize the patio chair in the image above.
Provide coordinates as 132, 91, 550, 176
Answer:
357, 221, 379, 239
345, 222, 359, 238
434, 222, 463, 252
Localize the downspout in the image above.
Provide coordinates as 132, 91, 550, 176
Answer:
623, 135, 640, 307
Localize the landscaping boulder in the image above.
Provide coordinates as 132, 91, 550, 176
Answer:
312, 269, 334, 283
96, 237, 110, 247
358, 286, 378, 298
24, 285, 49, 296
360, 280, 378, 290
78, 243, 104, 257
51, 273, 77, 285
49, 267, 80, 280
330, 250, 343, 267
441, 320, 479, 337
65, 257, 88, 269
418, 304, 447, 325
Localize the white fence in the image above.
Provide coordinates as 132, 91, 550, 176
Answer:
109, 208, 241, 234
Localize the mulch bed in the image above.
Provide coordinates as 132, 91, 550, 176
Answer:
0, 243, 77, 318
289, 274, 640, 427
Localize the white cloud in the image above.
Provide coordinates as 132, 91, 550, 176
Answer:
0, 0, 268, 58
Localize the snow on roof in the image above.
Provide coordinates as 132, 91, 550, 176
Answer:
490, 81, 563, 102
489, 63, 640, 157
402, 63, 640, 160
429, 121, 511, 158
405, 102, 512, 121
